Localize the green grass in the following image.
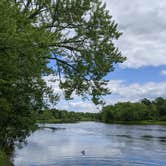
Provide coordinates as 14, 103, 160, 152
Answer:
37, 117, 166, 125
0, 150, 14, 166
107, 120, 166, 125
36, 118, 79, 124
80, 118, 97, 121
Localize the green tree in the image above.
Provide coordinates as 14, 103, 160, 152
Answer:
0, 0, 125, 152
102, 105, 114, 122
101, 102, 149, 122
141, 98, 151, 106
154, 97, 166, 119
141, 98, 159, 120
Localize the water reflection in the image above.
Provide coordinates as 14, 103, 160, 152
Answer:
14, 122, 166, 166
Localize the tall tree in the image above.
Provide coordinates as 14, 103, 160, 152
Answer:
14, 0, 125, 104
0, 0, 125, 151
154, 97, 166, 117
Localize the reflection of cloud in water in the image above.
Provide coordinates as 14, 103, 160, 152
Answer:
14, 128, 122, 165
14, 122, 166, 166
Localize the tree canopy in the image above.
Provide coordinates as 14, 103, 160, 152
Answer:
0, 0, 125, 151
6, 0, 125, 104
101, 97, 166, 123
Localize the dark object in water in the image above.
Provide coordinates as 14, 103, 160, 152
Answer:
81, 150, 86, 155
40, 126, 65, 131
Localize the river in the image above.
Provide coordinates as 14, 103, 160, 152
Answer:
14, 122, 166, 166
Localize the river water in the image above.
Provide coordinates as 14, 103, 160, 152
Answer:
14, 122, 166, 166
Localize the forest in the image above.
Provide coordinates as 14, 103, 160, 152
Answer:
101, 97, 166, 124
35, 97, 166, 124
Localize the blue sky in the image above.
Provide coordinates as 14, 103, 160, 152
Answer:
107, 65, 166, 84
44, 0, 166, 112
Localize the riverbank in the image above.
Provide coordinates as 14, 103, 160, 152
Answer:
0, 150, 6, 166
104, 120, 166, 125
37, 118, 166, 125
36, 119, 100, 124
36, 119, 79, 124
0, 150, 14, 166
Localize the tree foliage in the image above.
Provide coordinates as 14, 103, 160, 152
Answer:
36, 109, 100, 123
101, 97, 166, 123
0, 0, 125, 151
13, 0, 125, 104
35, 97, 166, 124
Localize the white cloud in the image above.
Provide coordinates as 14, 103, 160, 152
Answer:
103, 0, 166, 68
161, 69, 166, 75
43, 75, 62, 94
56, 100, 99, 113
57, 80, 166, 111
43, 75, 99, 112
42, 0, 166, 112
105, 80, 166, 105
43, 75, 166, 112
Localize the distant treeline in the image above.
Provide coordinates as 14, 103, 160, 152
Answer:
101, 97, 166, 123
36, 97, 166, 124
35, 109, 100, 123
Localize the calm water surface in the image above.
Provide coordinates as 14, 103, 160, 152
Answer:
14, 122, 166, 166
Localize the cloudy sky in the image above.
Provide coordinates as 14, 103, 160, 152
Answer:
45, 0, 166, 112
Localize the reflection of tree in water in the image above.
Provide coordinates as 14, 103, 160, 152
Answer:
0, 123, 37, 165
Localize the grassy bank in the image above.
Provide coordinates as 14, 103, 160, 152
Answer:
36, 118, 79, 124
105, 120, 166, 125
0, 150, 14, 166
37, 117, 166, 125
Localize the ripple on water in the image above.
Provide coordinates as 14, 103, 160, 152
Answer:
14, 122, 166, 166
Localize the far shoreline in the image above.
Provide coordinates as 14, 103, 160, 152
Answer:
37, 119, 166, 125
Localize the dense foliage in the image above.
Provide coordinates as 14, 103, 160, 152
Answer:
101, 97, 166, 123
0, 0, 124, 152
36, 109, 100, 123
34, 97, 166, 124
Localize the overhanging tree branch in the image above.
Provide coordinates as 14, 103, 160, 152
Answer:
47, 56, 78, 72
